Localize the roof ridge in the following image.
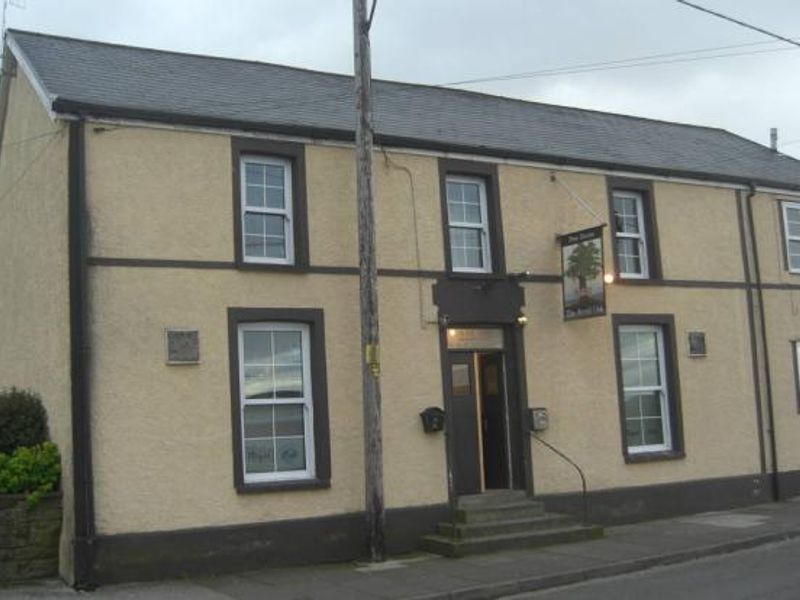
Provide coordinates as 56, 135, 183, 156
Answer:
8, 28, 736, 138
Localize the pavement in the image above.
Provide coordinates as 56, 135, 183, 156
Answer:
5, 498, 800, 599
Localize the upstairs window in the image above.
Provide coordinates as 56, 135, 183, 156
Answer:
241, 156, 294, 264
446, 176, 492, 273
781, 201, 800, 273
612, 190, 649, 278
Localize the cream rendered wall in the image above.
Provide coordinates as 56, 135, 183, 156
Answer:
85, 121, 774, 534
85, 129, 448, 535
524, 284, 760, 494
0, 70, 73, 579
499, 164, 759, 494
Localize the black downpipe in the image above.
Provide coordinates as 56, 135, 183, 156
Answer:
745, 183, 780, 501
68, 119, 96, 589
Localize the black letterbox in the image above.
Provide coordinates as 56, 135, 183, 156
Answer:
419, 407, 445, 433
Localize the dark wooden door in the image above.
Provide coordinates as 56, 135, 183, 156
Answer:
447, 351, 481, 496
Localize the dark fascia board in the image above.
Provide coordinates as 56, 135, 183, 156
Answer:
792, 340, 800, 414
49, 98, 800, 194
227, 307, 331, 493
611, 313, 685, 464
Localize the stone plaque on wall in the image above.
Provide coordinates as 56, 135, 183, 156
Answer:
165, 329, 200, 364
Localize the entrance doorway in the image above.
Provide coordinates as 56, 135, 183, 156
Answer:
445, 327, 524, 496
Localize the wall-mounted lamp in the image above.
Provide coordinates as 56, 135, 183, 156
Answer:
603, 273, 615, 284
517, 315, 529, 327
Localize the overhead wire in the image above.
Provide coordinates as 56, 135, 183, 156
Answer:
163, 34, 800, 115
676, 0, 800, 48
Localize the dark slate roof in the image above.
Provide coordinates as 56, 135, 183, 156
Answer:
9, 29, 800, 189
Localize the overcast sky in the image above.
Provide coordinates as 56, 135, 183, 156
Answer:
6, 0, 800, 158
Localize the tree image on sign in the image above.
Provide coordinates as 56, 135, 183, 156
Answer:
563, 240, 604, 317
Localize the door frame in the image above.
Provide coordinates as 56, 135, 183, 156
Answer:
439, 323, 533, 503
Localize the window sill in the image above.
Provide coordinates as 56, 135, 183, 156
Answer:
236, 261, 310, 274
615, 276, 660, 285
624, 450, 685, 464
446, 271, 506, 281
236, 478, 330, 494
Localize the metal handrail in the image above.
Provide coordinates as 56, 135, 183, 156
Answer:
530, 433, 589, 526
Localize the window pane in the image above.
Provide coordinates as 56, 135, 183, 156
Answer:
622, 359, 640, 387
276, 437, 306, 472
643, 418, 664, 445
788, 222, 800, 238
447, 199, 465, 223
463, 181, 480, 202
789, 240, 800, 268
274, 331, 302, 365
786, 207, 800, 225
274, 404, 304, 436
275, 366, 303, 398
266, 237, 287, 259
265, 214, 285, 236
452, 363, 470, 395
245, 213, 265, 235
245, 439, 275, 473
640, 359, 660, 387
635, 332, 658, 359
445, 181, 461, 203
450, 227, 482, 269
244, 163, 265, 185
616, 239, 642, 275
244, 405, 273, 438
463, 200, 481, 224
464, 247, 482, 269
625, 420, 643, 447
245, 234, 266, 258
265, 164, 284, 187
624, 393, 641, 417
639, 392, 662, 417
244, 365, 274, 399
619, 331, 638, 361
246, 184, 265, 208
264, 215, 287, 259
266, 186, 285, 210
243, 331, 272, 365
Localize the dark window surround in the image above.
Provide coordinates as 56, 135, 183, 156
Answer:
792, 340, 800, 414
231, 137, 310, 271
227, 307, 331, 493
778, 200, 800, 275
611, 314, 685, 464
606, 176, 662, 281
438, 159, 506, 277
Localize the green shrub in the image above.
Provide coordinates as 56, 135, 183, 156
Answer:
0, 442, 61, 508
0, 388, 49, 455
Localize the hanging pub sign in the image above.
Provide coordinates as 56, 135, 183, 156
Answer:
560, 225, 606, 321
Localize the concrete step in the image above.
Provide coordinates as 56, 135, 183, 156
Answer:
437, 513, 576, 539
420, 525, 605, 558
454, 501, 546, 523
457, 490, 528, 508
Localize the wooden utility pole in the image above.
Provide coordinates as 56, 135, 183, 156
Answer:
353, 0, 386, 562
